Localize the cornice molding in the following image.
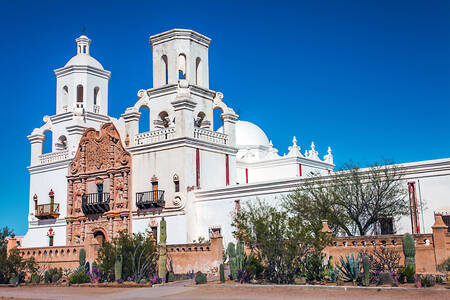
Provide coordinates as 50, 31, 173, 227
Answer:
149, 29, 211, 48
195, 158, 450, 202
54, 65, 111, 80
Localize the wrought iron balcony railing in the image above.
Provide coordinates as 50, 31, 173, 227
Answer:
35, 203, 60, 219
136, 190, 165, 210
82, 193, 110, 215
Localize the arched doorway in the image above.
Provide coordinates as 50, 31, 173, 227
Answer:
93, 230, 106, 245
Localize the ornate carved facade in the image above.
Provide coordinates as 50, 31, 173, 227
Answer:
66, 123, 131, 246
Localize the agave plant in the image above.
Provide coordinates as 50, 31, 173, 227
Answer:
337, 253, 361, 282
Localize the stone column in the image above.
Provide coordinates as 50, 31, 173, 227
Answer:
122, 109, 141, 146
222, 112, 238, 147
432, 214, 448, 270
27, 133, 45, 166
171, 82, 196, 139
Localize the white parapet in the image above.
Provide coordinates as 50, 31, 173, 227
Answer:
134, 127, 176, 145
38, 150, 69, 165
193, 128, 228, 145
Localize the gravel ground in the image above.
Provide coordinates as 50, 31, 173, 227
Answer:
0, 282, 448, 300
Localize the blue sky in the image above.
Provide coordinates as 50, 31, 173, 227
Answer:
0, 0, 449, 235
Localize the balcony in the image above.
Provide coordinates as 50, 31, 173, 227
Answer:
35, 203, 60, 219
82, 193, 110, 215
136, 190, 165, 210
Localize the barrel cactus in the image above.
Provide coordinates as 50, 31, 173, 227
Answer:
402, 233, 416, 272
158, 217, 167, 279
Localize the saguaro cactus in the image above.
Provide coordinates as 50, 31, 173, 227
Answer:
227, 241, 245, 280
158, 217, 167, 279
114, 254, 123, 281
362, 255, 370, 286
402, 233, 416, 272
219, 263, 225, 283
79, 248, 86, 267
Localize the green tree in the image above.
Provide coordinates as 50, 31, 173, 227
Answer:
97, 230, 157, 282
233, 199, 330, 284
285, 161, 408, 236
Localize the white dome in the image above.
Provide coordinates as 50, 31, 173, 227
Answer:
218, 120, 270, 148
65, 54, 104, 70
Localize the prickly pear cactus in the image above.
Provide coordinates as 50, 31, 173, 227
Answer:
362, 255, 370, 286
79, 248, 86, 267
158, 217, 167, 279
402, 233, 416, 271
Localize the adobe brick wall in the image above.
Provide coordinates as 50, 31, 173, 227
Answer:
8, 241, 100, 271
166, 229, 223, 275
322, 215, 450, 273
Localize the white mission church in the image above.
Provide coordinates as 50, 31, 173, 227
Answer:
21, 29, 450, 250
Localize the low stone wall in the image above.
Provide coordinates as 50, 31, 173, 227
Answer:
167, 229, 223, 275
11, 242, 100, 270
9, 230, 224, 276
323, 215, 450, 273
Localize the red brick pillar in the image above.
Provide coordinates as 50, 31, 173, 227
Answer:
432, 214, 448, 270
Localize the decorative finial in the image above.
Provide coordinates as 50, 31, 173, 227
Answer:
82, 26, 87, 34
323, 146, 334, 164
307, 141, 319, 160
287, 136, 303, 157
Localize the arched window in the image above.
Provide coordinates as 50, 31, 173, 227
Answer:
94, 87, 100, 105
162, 55, 168, 85
213, 107, 224, 131
196, 57, 202, 85
76, 84, 83, 108
43, 130, 53, 154
138, 106, 150, 133
178, 54, 186, 80
62, 86, 69, 111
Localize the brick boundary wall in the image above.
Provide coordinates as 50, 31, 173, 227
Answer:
7, 229, 224, 275
322, 214, 449, 273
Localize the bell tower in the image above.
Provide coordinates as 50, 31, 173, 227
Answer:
150, 29, 210, 89
54, 35, 111, 115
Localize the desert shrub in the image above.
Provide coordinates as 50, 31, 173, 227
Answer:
437, 257, 450, 272
398, 265, 415, 283
237, 270, 250, 283
378, 272, 394, 286
96, 230, 157, 283
360, 247, 400, 283
69, 267, 90, 284
31, 272, 40, 284
244, 254, 264, 280
88, 267, 101, 283
233, 200, 330, 284
420, 275, 436, 287
195, 271, 207, 284
149, 275, 162, 284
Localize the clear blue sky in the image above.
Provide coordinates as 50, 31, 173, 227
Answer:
1, 0, 449, 235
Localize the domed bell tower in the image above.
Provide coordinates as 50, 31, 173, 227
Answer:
54, 35, 111, 115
